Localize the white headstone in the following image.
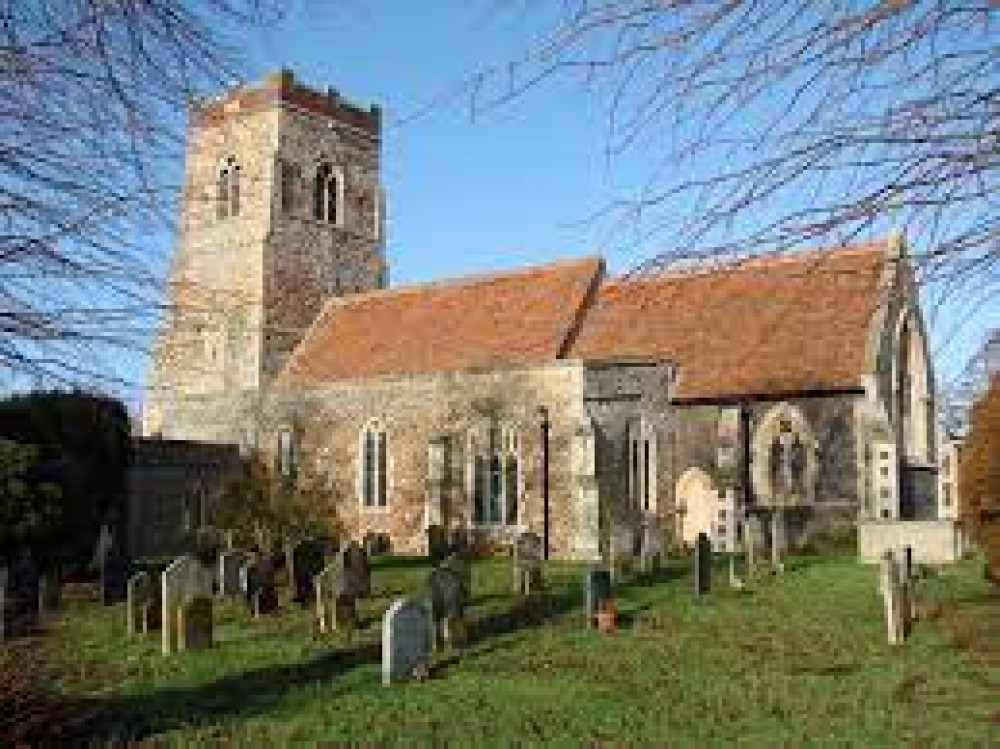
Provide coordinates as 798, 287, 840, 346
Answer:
382, 598, 432, 685
162, 555, 213, 655
879, 551, 904, 645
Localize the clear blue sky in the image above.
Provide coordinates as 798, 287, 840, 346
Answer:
120, 1, 996, 413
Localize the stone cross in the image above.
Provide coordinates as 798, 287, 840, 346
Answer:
879, 551, 905, 645
585, 568, 612, 628
513, 531, 543, 596
382, 598, 433, 685
161, 554, 213, 655
694, 532, 711, 596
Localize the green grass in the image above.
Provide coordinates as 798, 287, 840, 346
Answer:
12, 553, 1000, 746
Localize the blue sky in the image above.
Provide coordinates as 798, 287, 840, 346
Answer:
119, 1, 996, 412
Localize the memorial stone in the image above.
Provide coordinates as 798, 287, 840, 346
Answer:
177, 596, 213, 652
382, 598, 432, 685
218, 551, 248, 597
428, 565, 469, 650
292, 539, 326, 605
161, 554, 213, 655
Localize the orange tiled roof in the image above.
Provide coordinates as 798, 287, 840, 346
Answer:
280, 256, 604, 384
570, 243, 889, 400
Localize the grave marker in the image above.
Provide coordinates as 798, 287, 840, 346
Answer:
177, 596, 213, 652
382, 598, 432, 685
513, 531, 543, 596
291, 539, 326, 605
428, 565, 469, 650
161, 554, 213, 655
694, 532, 712, 596
218, 551, 248, 597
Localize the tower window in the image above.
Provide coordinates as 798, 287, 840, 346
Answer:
313, 163, 343, 225
217, 157, 240, 219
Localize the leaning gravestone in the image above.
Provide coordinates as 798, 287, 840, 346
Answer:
177, 596, 213, 652
513, 531, 543, 595
382, 598, 432, 685
100, 548, 129, 605
428, 565, 469, 650
127, 571, 155, 636
292, 539, 327, 606
161, 554, 213, 655
585, 568, 612, 628
427, 525, 449, 563
218, 551, 248, 597
694, 532, 712, 596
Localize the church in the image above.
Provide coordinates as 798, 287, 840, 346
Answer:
137, 70, 939, 561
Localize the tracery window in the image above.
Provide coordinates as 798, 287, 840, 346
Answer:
469, 424, 520, 525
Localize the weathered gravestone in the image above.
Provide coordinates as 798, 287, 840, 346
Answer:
879, 551, 905, 645
178, 596, 213, 652
639, 521, 664, 573
218, 551, 248, 597
694, 532, 712, 596
291, 539, 327, 606
127, 571, 161, 636
513, 531, 543, 595
428, 565, 469, 650
248, 556, 280, 618
314, 560, 358, 634
342, 541, 372, 598
100, 547, 129, 605
382, 598, 432, 685
585, 568, 612, 628
161, 554, 213, 655
608, 524, 635, 582
427, 525, 449, 563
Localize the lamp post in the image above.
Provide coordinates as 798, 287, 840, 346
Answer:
538, 406, 551, 560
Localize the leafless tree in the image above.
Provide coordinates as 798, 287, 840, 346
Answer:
0, 0, 279, 389
461, 1, 998, 343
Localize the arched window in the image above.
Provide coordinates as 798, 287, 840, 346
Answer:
626, 417, 657, 514
217, 157, 240, 219
313, 163, 343, 225
359, 422, 389, 508
469, 424, 520, 525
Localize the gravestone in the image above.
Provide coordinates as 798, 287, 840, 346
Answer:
177, 596, 213, 652
314, 561, 358, 633
639, 521, 663, 573
513, 531, 543, 595
770, 509, 787, 572
218, 551, 248, 597
382, 598, 432, 685
745, 514, 764, 575
428, 565, 469, 650
343, 541, 371, 598
729, 554, 745, 591
250, 556, 279, 618
879, 551, 905, 645
585, 568, 612, 628
161, 554, 213, 655
441, 551, 471, 600
127, 571, 156, 636
427, 525, 449, 563
100, 548, 129, 605
694, 532, 712, 596
292, 539, 327, 606
608, 524, 635, 581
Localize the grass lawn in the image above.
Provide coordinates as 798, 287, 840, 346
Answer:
2, 552, 998, 746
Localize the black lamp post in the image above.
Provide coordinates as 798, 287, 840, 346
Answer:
537, 406, 551, 560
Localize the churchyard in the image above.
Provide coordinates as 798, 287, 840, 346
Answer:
0, 541, 997, 746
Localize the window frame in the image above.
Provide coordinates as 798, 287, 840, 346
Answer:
358, 420, 391, 511
468, 424, 522, 527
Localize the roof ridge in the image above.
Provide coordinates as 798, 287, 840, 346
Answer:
328, 254, 604, 306
606, 241, 887, 287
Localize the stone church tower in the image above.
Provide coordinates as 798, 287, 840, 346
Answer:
144, 70, 386, 442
